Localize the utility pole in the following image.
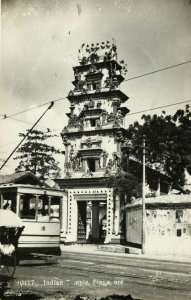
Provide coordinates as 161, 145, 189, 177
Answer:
142, 135, 146, 254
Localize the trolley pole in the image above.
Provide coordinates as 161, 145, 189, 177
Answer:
142, 135, 146, 254
0, 102, 54, 172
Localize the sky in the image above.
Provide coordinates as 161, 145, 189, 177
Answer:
1, 0, 191, 174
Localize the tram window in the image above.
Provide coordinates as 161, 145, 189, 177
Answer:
2, 193, 16, 213
3, 199, 16, 213
20, 197, 36, 219
37, 195, 49, 219
50, 197, 60, 221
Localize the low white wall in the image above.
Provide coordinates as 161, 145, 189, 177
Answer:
145, 207, 191, 256
145, 236, 191, 257
125, 195, 191, 256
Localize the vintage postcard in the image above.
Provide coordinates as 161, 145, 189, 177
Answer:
0, 1, 191, 299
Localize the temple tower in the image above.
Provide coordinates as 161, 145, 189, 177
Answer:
59, 41, 130, 244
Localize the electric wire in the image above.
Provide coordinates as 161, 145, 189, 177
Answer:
122, 59, 191, 83
0, 96, 67, 121
0, 60, 191, 150
0, 98, 191, 150
0, 100, 188, 160
1, 59, 191, 122
127, 99, 191, 116
8, 116, 58, 131
4, 98, 188, 132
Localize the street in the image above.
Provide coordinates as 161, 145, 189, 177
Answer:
2, 250, 191, 300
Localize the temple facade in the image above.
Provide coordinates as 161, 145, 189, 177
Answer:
56, 41, 130, 244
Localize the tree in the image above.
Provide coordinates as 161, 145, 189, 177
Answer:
14, 129, 61, 180
126, 105, 191, 188
106, 167, 139, 233
106, 167, 139, 202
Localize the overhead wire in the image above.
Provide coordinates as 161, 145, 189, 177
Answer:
1, 98, 190, 141
8, 116, 59, 132
1, 95, 189, 151
0, 58, 191, 150
1, 59, 191, 122
122, 59, 191, 83
0, 96, 67, 121
127, 99, 191, 116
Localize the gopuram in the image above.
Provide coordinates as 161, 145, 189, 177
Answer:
57, 41, 130, 244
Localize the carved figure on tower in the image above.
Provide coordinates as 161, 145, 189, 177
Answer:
78, 40, 119, 65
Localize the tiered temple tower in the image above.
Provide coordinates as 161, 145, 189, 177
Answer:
58, 41, 130, 244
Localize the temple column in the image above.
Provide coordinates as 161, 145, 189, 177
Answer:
112, 99, 119, 114
104, 189, 113, 244
91, 201, 100, 241
70, 104, 75, 116
64, 142, 70, 164
95, 159, 99, 171
82, 159, 86, 172
64, 190, 78, 244
114, 194, 120, 235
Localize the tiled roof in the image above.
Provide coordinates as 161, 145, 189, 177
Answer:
129, 157, 171, 180
0, 171, 38, 184
126, 194, 191, 208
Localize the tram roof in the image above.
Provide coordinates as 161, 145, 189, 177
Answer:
0, 183, 65, 196
0, 171, 41, 186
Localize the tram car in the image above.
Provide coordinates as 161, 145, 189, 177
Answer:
0, 184, 64, 256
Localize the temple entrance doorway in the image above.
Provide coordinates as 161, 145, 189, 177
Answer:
77, 201, 87, 243
77, 200, 107, 244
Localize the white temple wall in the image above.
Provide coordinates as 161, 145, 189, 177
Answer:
67, 135, 117, 166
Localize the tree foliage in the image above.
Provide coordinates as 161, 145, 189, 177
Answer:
106, 167, 139, 202
126, 105, 191, 187
14, 129, 61, 180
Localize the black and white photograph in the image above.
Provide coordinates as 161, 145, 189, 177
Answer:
0, 0, 191, 299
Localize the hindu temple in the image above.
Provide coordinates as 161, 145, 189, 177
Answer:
56, 41, 130, 244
